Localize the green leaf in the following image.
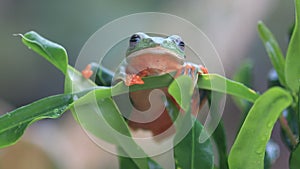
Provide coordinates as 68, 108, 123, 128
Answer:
290, 144, 300, 169
97, 98, 150, 169
118, 152, 163, 169
19, 31, 68, 74
228, 87, 293, 169
213, 121, 228, 169
198, 74, 259, 102
209, 93, 229, 169
167, 75, 213, 169
258, 21, 286, 87
64, 62, 259, 104
168, 75, 194, 112
0, 93, 74, 148
63, 65, 98, 122
65, 67, 161, 169
67, 63, 259, 103
64, 65, 96, 92
174, 116, 214, 169
119, 156, 141, 169
119, 157, 163, 169
285, 0, 300, 93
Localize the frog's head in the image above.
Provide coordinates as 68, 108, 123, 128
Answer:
125, 32, 186, 75
126, 32, 186, 61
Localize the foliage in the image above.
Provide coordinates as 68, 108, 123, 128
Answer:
0, 0, 299, 168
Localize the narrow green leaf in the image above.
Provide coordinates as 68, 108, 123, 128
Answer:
168, 76, 194, 112
119, 156, 141, 169
19, 31, 68, 74
64, 65, 98, 122
285, 0, 300, 93
174, 116, 214, 169
209, 93, 229, 169
69, 80, 159, 168
76, 73, 259, 108
98, 98, 150, 169
167, 75, 213, 169
119, 157, 163, 169
197, 74, 259, 102
212, 122, 228, 169
64, 63, 259, 104
65, 67, 161, 169
64, 66, 96, 92
93, 97, 165, 169
118, 150, 163, 169
228, 87, 293, 169
290, 144, 300, 169
258, 21, 286, 87
0, 93, 74, 148
71, 64, 259, 103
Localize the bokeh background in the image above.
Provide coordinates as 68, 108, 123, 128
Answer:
0, 0, 295, 169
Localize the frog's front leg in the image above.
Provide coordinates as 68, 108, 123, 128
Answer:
124, 68, 155, 86
125, 74, 144, 86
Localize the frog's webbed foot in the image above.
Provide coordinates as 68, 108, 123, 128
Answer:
199, 65, 208, 74
125, 74, 144, 86
175, 63, 208, 81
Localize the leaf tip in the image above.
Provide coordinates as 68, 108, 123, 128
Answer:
12, 33, 23, 37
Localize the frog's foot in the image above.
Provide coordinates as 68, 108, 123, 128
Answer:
199, 65, 208, 74
175, 64, 208, 80
81, 64, 93, 79
125, 74, 144, 86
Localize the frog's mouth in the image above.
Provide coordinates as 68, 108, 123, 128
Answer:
126, 47, 184, 76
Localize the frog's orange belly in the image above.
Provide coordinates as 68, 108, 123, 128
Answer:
126, 53, 183, 76
127, 87, 202, 137
128, 108, 175, 136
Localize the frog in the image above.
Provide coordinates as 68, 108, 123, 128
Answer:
123, 32, 208, 85
81, 32, 208, 137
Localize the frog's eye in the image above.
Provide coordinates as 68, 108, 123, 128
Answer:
178, 41, 185, 51
129, 34, 141, 48
168, 35, 185, 51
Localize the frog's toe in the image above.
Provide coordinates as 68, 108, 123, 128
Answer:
175, 64, 196, 79
81, 64, 94, 79
125, 74, 145, 86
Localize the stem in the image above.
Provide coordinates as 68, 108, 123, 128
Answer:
279, 114, 298, 147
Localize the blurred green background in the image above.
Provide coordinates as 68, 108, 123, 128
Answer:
0, 0, 295, 169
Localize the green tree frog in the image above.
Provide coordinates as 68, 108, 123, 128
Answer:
82, 32, 208, 137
